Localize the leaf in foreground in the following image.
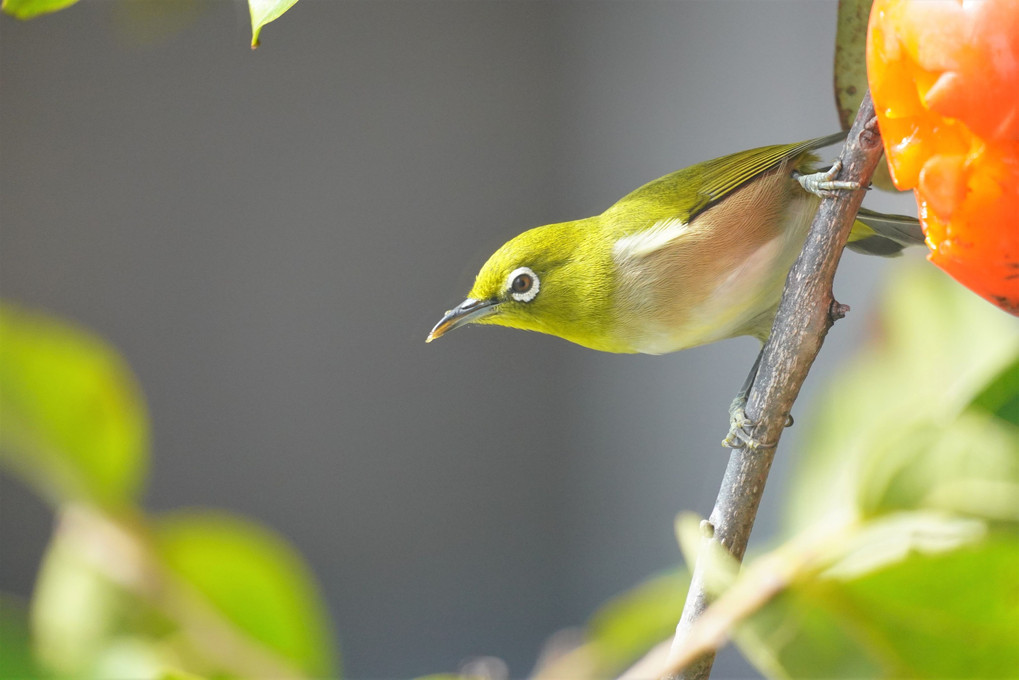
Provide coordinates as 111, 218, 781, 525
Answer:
738, 535, 1019, 679
785, 262, 1019, 532
0, 595, 48, 679
969, 354, 1019, 427
156, 510, 337, 678
0, 303, 149, 508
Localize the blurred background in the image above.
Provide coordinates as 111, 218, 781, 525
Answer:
1, 1, 919, 677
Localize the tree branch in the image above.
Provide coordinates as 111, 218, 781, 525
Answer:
664, 92, 885, 680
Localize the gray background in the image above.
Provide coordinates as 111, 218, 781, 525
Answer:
1, 2, 917, 678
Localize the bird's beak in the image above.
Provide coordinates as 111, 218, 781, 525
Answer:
426, 298, 499, 342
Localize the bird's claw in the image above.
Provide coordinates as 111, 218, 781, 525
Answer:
796, 160, 861, 198
723, 396, 767, 450
722, 396, 791, 450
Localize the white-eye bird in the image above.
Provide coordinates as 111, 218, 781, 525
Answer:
426, 132, 922, 444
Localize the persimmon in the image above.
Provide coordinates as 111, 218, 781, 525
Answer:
867, 0, 1019, 315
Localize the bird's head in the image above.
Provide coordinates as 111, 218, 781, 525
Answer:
427, 220, 621, 350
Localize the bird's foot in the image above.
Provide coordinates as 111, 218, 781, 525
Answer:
796, 161, 861, 198
722, 396, 793, 450
722, 396, 766, 450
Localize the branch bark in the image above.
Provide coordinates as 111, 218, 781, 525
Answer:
664, 92, 885, 680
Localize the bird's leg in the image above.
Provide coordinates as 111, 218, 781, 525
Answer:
723, 348, 764, 450
795, 160, 861, 198
724, 163, 852, 451
722, 348, 794, 450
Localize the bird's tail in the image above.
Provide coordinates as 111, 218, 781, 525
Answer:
847, 207, 925, 257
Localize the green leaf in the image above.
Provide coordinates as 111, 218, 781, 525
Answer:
0, 303, 149, 508
30, 506, 225, 679
30, 513, 131, 677
738, 585, 882, 680
157, 670, 207, 680
740, 261, 1019, 678
833, 0, 871, 132
90, 637, 188, 680
738, 534, 1019, 679
248, 0, 300, 48
0, 595, 48, 679
585, 569, 689, 675
529, 569, 687, 678
856, 413, 1019, 522
840, 536, 1019, 677
156, 511, 337, 677
31, 506, 330, 679
969, 355, 1019, 427
1, 0, 79, 19
785, 263, 1019, 533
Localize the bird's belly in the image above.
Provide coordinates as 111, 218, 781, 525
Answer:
616, 196, 817, 354
629, 237, 787, 353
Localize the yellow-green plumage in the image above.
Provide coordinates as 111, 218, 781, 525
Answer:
466, 220, 623, 349
428, 133, 922, 354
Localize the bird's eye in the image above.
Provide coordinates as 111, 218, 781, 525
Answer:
507, 266, 540, 302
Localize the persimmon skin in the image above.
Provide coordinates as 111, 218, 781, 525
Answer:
867, 0, 1019, 315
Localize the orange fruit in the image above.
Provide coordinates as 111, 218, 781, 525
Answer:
867, 0, 1019, 315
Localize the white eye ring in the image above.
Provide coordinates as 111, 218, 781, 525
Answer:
507, 266, 540, 302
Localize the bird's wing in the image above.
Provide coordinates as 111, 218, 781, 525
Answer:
848, 207, 925, 256
605, 131, 848, 225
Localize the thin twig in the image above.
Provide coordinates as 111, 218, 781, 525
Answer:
664, 91, 885, 680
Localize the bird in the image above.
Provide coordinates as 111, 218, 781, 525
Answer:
426, 132, 923, 447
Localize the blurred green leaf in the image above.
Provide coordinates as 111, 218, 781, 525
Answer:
738, 585, 881, 680
529, 569, 686, 679
0, 303, 149, 508
90, 636, 186, 680
0, 595, 48, 679
585, 569, 688, 674
786, 263, 1019, 533
839, 535, 1019, 677
30, 504, 334, 679
156, 511, 337, 678
158, 669, 207, 680
739, 535, 1019, 679
665, 511, 986, 679
248, 0, 300, 48
970, 355, 1019, 427
30, 511, 134, 677
1, 0, 78, 19
724, 262, 1019, 678
857, 413, 1019, 521
110, 0, 208, 48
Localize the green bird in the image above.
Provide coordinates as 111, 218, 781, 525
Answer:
427, 132, 922, 445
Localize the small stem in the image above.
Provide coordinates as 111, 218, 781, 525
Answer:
665, 91, 885, 680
